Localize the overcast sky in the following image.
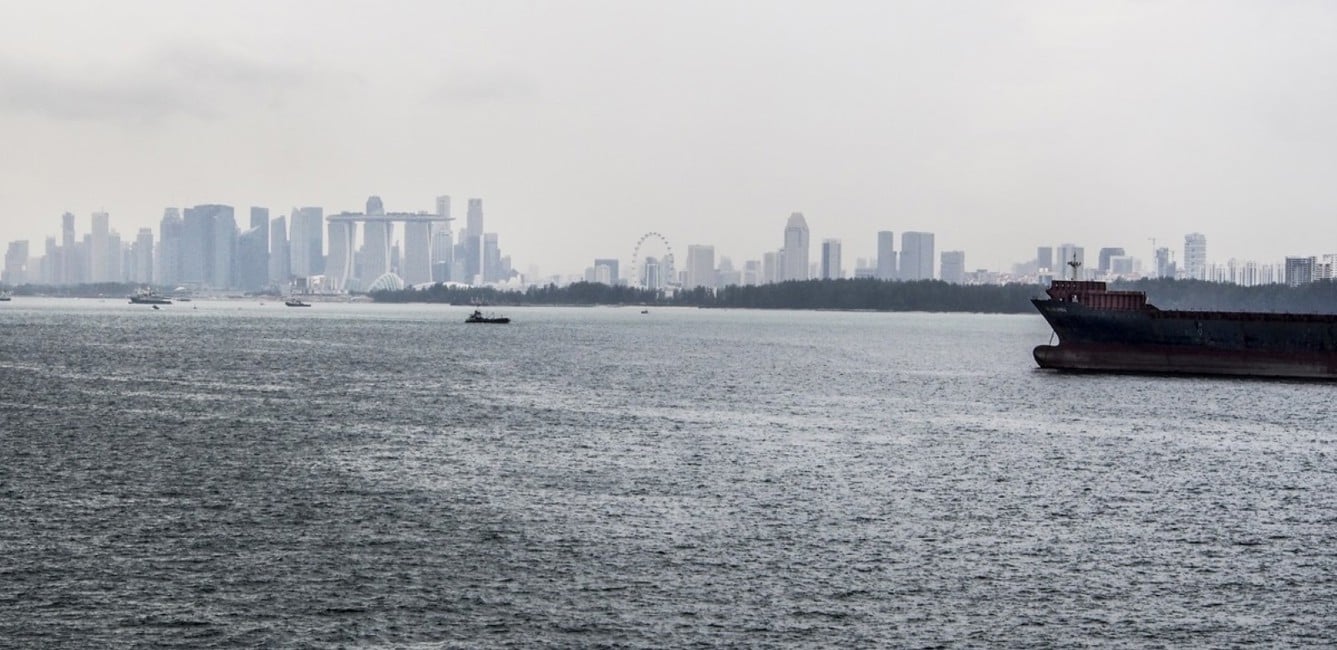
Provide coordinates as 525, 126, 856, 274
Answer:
2, 0, 1336, 275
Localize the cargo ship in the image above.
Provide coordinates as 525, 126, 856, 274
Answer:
1032, 276, 1337, 380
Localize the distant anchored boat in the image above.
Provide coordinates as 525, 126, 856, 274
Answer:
465, 309, 510, 324
129, 289, 171, 305
0, 291, 11, 302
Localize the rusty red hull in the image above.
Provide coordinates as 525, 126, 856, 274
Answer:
1033, 343, 1337, 379
1031, 280, 1337, 379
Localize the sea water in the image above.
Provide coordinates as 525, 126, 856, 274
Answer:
2, 299, 1334, 647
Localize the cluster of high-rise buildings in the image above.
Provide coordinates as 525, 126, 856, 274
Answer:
1279, 254, 1337, 287
1038, 233, 1209, 282
1021, 233, 1309, 288
592, 212, 957, 290
6, 207, 1335, 293
1, 196, 516, 292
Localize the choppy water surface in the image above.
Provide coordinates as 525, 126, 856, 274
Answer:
2, 298, 1334, 647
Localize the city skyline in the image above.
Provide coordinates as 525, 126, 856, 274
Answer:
5, 199, 1317, 290
3, 2, 1337, 274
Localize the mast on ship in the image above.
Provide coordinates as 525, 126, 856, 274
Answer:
1067, 254, 1082, 281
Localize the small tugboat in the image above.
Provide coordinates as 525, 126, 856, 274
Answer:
465, 309, 510, 324
284, 297, 312, 307
129, 289, 172, 305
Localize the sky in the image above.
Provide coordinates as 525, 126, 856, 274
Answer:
2, 0, 1336, 276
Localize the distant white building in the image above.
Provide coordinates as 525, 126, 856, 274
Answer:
1056, 243, 1085, 280
877, 231, 896, 280
900, 232, 935, 280
1183, 233, 1207, 280
742, 260, 762, 286
820, 239, 842, 280
685, 244, 715, 289
762, 251, 779, 284
939, 250, 965, 284
782, 213, 809, 281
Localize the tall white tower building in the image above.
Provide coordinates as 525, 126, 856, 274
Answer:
1184, 233, 1207, 280
782, 212, 809, 281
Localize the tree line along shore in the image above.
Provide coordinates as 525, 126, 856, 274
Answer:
8, 278, 1337, 314
370, 278, 1337, 315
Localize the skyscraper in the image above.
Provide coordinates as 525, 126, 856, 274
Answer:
250, 207, 270, 282
362, 221, 393, 282
431, 228, 453, 282
899, 232, 935, 280
743, 260, 761, 286
61, 212, 76, 284
236, 226, 268, 291
90, 211, 109, 282
325, 220, 356, 291
940, 250, 965, 284
1285, 256, 1316, 286
42, 237, 57, 285
401, 221, 433, 285
3, 240, 29, 285
717, 256, 741, 287
1036, 246, 1054, 273
176, 204, 236, 288
210, 206, 237, 288
820, 239, 842, 279
464, 198, 484, 282
1097, 247, 1125, 273
158, 209, 183, 286
466, 198, 483, 237
876, 231, 896, 280
107, 230, 123, 282
181, 206, 213, 284
482, 232, 500, 282
430, 195, 453, 282
288, 207, 324, 278
685, 244, 716, 289
435, 195, 451, 226
1109, 255, 1135, 277
764, 251, 780, 284
269, 215, 289, 287
1154, 247, 1174, 279
1055, 243, 1085, 279
1184, 233, 1207, 280
593, 258, 620, 285
132, 228, 153, 284
782, 212, 809, 281
642, 257, 663, 290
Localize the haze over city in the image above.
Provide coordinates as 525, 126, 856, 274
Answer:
3, 1, 1337, 275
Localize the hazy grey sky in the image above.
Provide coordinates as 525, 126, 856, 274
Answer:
2, 0, 1336, 275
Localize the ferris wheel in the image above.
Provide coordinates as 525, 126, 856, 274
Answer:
630, 232, 676, 289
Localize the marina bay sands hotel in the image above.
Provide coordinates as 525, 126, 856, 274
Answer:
324, 196, 487, 291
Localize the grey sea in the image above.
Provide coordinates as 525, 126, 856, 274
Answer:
2, 298, 1334, 648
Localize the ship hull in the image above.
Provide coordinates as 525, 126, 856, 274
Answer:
1032, 298, 1337, 379
1033, 343, 1337, 379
